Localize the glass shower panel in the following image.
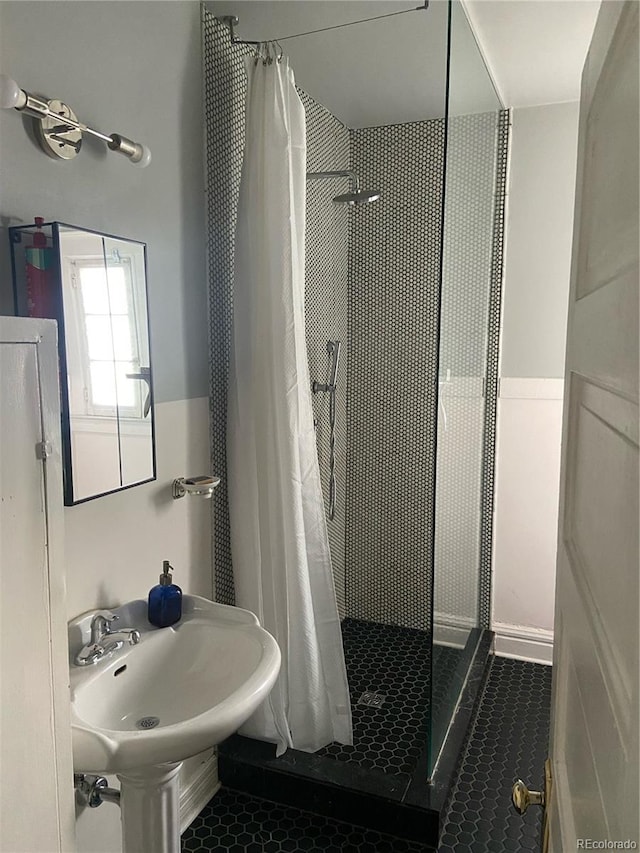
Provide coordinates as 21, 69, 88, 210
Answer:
429, 0, 502, 775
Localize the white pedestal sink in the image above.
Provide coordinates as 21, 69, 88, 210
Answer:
68, 595, 280, 853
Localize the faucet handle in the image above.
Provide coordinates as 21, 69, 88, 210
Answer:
90, 610, 119, 643
93, 610, 118, 626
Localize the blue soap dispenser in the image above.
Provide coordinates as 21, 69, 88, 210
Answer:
148, 560, 182, 628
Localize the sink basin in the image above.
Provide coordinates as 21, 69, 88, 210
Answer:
68, 595, 280, 773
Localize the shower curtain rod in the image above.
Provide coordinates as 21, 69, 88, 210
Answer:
222, 2, 429, 46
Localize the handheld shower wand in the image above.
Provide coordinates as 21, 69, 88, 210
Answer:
328, 340, 341, 390
312, 341, 342, 520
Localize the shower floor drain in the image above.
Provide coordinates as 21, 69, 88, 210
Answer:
358, 692, 386, 708
136, 716, 160, 730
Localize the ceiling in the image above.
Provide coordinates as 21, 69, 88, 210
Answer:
463, 0, 601, 107
207, 1, 451, 127
207, 1, 600, 128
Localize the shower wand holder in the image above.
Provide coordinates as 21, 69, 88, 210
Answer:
311, 339, 341, 395
312, 380, 335, 394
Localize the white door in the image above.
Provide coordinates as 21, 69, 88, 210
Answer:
548, 1, 639, 849
0, 317, 75, 852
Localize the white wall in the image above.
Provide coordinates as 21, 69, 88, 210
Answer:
64, 398, 212, 621
501, 102, 580, 380
492, 102, 579, 664
0, 1, 209, 404
0, 3, 215, 850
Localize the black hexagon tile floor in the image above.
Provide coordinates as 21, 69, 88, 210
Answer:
318, 618, 431, 774
182, 656, 552, 852
317, 618, 463, 776
438, 657, 552, 853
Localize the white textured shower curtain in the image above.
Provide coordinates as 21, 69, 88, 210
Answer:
227, 55, 353, 756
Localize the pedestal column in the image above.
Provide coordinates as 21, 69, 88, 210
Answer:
118, 762, 182, 853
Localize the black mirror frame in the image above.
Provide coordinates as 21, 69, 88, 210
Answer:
9, 221, 157, 506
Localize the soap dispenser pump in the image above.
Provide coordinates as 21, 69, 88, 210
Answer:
148, 561, 182, 628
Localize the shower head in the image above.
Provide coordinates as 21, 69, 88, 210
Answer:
306, 170, 381, 206
333, 189, 381, 206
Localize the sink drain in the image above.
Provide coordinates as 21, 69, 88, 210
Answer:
136, 716, 160, 730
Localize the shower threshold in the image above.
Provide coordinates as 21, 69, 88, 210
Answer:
218, 624, 493, 848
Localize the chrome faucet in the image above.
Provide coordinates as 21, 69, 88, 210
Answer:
75, 610, 141, 666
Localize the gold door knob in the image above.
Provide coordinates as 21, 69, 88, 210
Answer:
512, 779, 545, 815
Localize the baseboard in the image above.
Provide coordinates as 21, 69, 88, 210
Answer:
492, 622, 554, 665
180, 753, 220, 833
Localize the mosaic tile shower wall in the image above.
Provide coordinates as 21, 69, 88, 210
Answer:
346, 113, 508, 632
300, 91, 350, 618
479, 109, 510, 629
203, 8, 507, 633
346, 120, 446, 631
203, 12, 248, 606
203, 11, 349, 612
434, 111, 502, 632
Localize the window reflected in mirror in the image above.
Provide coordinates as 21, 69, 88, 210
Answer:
10, 221, 155, 504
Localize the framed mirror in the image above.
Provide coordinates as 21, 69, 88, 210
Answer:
10, 221, 156, 505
